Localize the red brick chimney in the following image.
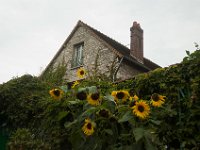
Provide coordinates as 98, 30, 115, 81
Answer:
130, 21, 143, 63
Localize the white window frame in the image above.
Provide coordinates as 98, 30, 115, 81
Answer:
71, 43, 84, 68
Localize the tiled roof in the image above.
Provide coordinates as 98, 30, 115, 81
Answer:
42, 20, 160, 75
84, 23, 130, 56
80, 21, 160, 71
143, 58, 160, 70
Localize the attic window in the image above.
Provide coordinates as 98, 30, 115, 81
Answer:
71, 43, 84, 68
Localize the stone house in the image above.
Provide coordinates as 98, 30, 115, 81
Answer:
42, 20, 160, 82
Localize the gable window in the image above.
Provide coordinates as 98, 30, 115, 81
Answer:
71, 43, 84, 68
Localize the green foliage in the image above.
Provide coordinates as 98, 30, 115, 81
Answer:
117, 49, 200, 149
40, 62, 67, 86
0, 75, 49, 129
7, 128, 51, 150
0, 48, 200, 149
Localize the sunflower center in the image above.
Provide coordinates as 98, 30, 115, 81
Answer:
91, 93, 100, 101
80, 70, 84, 75
86, 123, 92, 129
53, 89, 60, 96
99, 109, 109, 118
152, 93, 159, 102
116, 92, 125, 99
76, 91, 87, 100
138, 105, 145, 112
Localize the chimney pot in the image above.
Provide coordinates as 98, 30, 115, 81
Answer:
130, 21, 144, 63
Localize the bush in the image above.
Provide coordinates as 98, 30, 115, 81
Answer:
0, 49, 200, 149
0, 75, 50, 129
7, 128, 51, 150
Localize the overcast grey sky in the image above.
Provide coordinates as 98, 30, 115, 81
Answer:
0, 0, 200, 84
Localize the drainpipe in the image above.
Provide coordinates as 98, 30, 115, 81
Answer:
112, 56, 124, 82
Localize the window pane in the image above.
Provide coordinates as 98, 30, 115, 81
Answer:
72, 43, 83, 67
77, 45, 83, 65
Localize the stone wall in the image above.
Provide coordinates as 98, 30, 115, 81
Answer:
52, 26, 117, 82
117, 62, 142, 81
50, 25, 143, 82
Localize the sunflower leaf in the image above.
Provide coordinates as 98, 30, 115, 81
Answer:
86, 86, 98, 93
149, 119, 161, 125
81, 107, 97, 118
77, 87, 87, 92
144, 135, 157, 150
104, 94, 115, 102
69, 129, 85, 149
57, 111, 69, 121
59, 85, 68, 93
64, 119, 78, 129
67, 100, 82, 105
118, 110, 132, 123
133, 128, 145, 142
104, 129, 113, 135
102, 95, 116, 113
118, 105, 128, 112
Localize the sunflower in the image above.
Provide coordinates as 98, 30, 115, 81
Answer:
150, 93, 166, 107
87, 92, 101, 106
77, 67, 86, 78
129, 95, 138, 107
111, 90, 130, 103
129, 94, 139, 101
82, 118, 95, 136
111, 91, 117, 100
49, 88, 64, 100
71, 80, 80, 88
132, 101, 150, 119
76, 90, 87, 100
98, 109, 110, 118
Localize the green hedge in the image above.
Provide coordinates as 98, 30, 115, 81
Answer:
0, 49, 200, 150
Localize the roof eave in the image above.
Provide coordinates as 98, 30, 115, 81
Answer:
123, 56, 151, 72
40, 20, 83, 76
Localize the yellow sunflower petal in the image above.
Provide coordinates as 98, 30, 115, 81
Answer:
77, 68, 86, 78
111, 91, 118, 103
71, 80, 80, 88
112, 90, 130, 103
150, 94, 166, 107
49, 88, 64, 100
82, 118, 95, 136
133, 95, 139, 101
132, 101, 150, 119
130, 95, 139, 101
87, 93, 101, 106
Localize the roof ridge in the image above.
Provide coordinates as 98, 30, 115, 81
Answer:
41, 20, 160, 77
78, 20, 155, 70
79, 20, 130, 53
143, 57, 161, 68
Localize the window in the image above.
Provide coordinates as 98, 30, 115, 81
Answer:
71, 43, 84, 68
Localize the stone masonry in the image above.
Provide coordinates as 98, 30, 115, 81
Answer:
51, 25, 143, 82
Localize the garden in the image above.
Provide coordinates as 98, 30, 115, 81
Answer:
0, 47, 200, 150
